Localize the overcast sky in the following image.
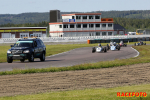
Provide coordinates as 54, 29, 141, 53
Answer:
1, 0, 150, 14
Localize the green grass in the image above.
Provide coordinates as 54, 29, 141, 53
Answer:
0, 84, 149, 100
1, 42, 150, 75
0, 45, 150, 75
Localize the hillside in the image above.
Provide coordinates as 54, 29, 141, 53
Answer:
0, 10, 150, 25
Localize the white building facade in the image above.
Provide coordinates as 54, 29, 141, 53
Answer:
49, 13, 114, 37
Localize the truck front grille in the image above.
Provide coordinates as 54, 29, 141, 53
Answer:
12, 50, 22, 54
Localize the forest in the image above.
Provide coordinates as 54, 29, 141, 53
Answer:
0, 10, 150, 32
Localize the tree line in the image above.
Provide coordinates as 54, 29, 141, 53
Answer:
1, 18, 150, 32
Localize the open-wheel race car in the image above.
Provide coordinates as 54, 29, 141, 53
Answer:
119, 41, 127, 47
92, 44, 107, 53
134, 41, 146, 46
107, 41, 120, 51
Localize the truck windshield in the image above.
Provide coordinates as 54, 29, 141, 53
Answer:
14, 41, 33, 47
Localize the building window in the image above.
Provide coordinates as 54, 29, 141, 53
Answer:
59, 25, 62, 28
72, 16, 74, 19
96, 32, 100, 36
70, 24, 74, 28
95, 24, 100, 28
108, 24, 112, 27
76, 24, 81, 28
89, 24, 94, 28
82, 16, 87, 19
63, 25, 68, 28
95, 15, 100, 19
76, 16, 81, 19
102, 24, 106, 27
83, 24, 87, 28
108, 32, 112, 36
89, 16, 94, 19
102, 32, 106, 36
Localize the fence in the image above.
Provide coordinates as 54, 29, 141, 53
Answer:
0, 35, 150, 43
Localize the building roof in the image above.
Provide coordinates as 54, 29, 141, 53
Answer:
62, 13, 101, 16
49, 21, 114, 25
114, 24, 125, 30
0, 27, 47, 30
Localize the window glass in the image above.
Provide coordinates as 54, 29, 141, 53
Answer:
95, 15, 100, 19
89, 16, 94, 19
72, 16, 74, 19
102, 24, 106, 27
83, 24, 87, 28
59, 25, 62, 28
70, 24, 74, 28
96, 32, 100, 36
36, 40, 41, 46
76, 16, 81, 19
108, 32, 112, 36
82, 16, 87, 19
108, 24, 112, 27
76, 24, 81, 28
63, 25, 68, 28
102, 32, 106, 36
39, 40, 44, 46
96, 24, 100, 27
14, 41, 33, 47
89, 24, 94, 28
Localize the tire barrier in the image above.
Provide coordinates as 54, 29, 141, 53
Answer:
87, 37, 150, 44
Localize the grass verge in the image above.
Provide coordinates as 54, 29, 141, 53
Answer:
0, 44, 150, 75
0, 84, 149, 100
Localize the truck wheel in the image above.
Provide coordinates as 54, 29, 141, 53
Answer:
28, 53, 34, 62
7, 58, 13, 63
40, 52, 45, 61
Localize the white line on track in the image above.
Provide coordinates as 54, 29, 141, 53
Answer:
131, 47, 140, 57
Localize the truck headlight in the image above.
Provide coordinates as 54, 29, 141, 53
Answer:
23, 50, 30, 53
7, 50, 11, 53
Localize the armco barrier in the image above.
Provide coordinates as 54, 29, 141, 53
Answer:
0, 35, 150, 43
88, 37, 150, 44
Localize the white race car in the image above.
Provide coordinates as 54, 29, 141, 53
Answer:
119, 41, 127, 47
92, 44, 107, 53
108, 42, 120, 51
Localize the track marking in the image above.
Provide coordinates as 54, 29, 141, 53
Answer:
131, 47, 140, 57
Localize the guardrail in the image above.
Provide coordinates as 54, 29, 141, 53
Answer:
0, 35, 150, 43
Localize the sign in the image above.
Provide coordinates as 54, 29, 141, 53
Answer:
0, 29, 46, 32
63, 19, 75, 22
63, 19, 69, 22
69, 19, 75, 22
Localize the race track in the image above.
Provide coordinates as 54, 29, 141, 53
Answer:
0, 45, 137, 72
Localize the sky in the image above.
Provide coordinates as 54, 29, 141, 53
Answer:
1, 0, 150, 14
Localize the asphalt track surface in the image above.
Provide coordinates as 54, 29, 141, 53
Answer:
0, 45, 137, 72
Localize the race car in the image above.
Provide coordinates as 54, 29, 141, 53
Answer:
119, 41, 127, 47
92, 44, 107, 53
134, 41, 146, 46
108, 42, 120, 51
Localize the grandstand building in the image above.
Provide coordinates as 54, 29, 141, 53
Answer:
49, 12, 125, 37
0, 27, 47, 38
